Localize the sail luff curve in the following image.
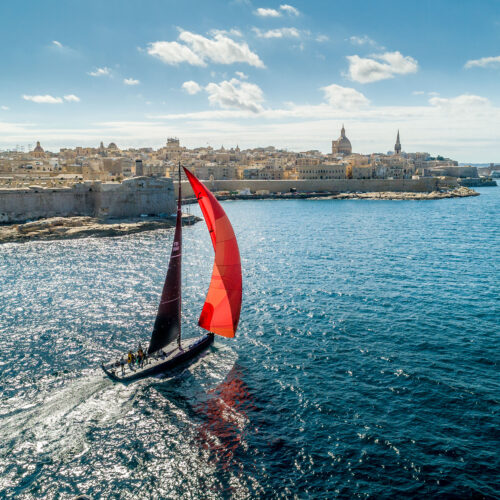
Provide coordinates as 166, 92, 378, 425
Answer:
148, 171, 182, 354
183, 167, 242, 338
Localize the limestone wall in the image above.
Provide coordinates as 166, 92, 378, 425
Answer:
177, 178, 447, 197
0, 177, 175, 223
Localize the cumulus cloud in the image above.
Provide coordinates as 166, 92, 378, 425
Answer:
316, 34, 329, 42
346, 51, 418, 83
147, 31, 264, 68
321, 84, 370, 109
88, 67, 111, 77
464, 55, 500, 69
205, 78, 265, 112
253, 27, 300, 38
63, 94, 80, 102
147, 41, 204, 66
254, 7, 281, 17
124, 78, 140, 85
1, 105, 9, 111
182, 80, 202, 94
23, 94, 63, 104
280, 4, 300, 15
235, 71, 248, 79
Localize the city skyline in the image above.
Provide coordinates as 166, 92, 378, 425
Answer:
1, 0, 499, 161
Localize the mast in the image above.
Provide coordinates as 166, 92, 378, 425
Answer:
147, 162, 183, 355
177, 162, 182, 349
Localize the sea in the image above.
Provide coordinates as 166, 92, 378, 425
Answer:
0, 188, 498, 499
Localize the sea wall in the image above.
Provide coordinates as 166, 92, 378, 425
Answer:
0, 177, 175, 223
177, 178, 452, 197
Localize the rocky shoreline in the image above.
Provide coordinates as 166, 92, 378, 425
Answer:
211, 186, 479, 202
308, 186, 480, 201
0, 214, 200, 244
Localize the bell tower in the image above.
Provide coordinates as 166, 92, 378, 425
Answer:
394, 130, 401, 155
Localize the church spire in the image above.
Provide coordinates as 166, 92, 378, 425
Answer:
395, 130, 401, 154
341, 124, 346, 137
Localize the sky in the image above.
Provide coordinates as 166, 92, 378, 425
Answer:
0, 0, 499, 161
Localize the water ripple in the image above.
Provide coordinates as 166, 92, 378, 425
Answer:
0, 188, 499, 498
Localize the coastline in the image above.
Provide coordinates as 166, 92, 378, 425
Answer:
0, 214, 200, 245
0, 187, 479, 244
209, 186, 479, 202
308, 186, 480, 201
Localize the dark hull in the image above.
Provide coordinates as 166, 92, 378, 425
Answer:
101, 334, 214, 383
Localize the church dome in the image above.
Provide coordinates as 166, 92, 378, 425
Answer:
33, 141, 44, 153
332, 125, 352, 156
107, 142, 118, 149
337, 135, 351, 150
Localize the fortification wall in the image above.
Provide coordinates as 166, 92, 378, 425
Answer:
0, 177, 175, 223
177, 178, 446, 197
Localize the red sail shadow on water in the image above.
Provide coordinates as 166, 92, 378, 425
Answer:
183, 167, 242, 338
194, 367, 257, 469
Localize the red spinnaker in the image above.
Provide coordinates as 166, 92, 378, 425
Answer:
183, 167, 242, 337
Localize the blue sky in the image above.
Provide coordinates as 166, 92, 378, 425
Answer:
0, 0, 499, 161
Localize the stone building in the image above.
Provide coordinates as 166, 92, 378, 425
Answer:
31, 141, 45, 158
331, 125, 352, 156
295, 162, 346, 180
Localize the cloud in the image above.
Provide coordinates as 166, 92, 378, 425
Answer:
464, 55, 500, 69
147, 41, 205, 66
235, 71, 248, 79
52, 40, 63, 48
346, 51, 418, 83
280, 4, 300, 15
253, 27, 300, 38
3, 91, 499, 161
182, 80, 202, 94
348, 35, 378, 47
254, 7, 281, 17
412, 90, 425, 95
22, 94, 80, 104
179, 31, 265, 67
88, 67, 111, 77
316, 34, 329, 43
22, 94, 63, 104
205, 78, 265, 112
1, 105, 9, 111
63, 94, 80, 102
429, 94, 490, 108
124, 78, 140, 85
209, 28, 243, 37
147, 31, 265, 68
321, 84, 369, 109
254, 4, 299, 16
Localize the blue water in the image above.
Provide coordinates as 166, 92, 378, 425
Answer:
0, 188, 499, 498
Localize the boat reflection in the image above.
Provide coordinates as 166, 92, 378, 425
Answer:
194, 365, 256, 469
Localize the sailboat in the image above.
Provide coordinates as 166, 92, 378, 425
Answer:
101, 165, 242, 383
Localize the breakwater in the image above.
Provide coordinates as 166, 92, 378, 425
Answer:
176, 178, 448, 197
